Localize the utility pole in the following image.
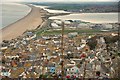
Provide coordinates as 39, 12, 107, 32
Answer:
117, 1, 120, 78
118, 1, 120, 78
118, 3, 120, 50
83, 60, 87, 80
117, 23, 120, 78
118, 23, 120, 78
61, 21, 64, 80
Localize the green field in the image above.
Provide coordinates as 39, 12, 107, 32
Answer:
36, 29, 102, 36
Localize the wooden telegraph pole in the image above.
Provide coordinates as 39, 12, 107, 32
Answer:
83, 60, 87, 80
117, 2, 120, 78
61, 21, 64, 80
118, 23, 120, 78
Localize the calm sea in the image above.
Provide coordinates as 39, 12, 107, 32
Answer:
49, 13, 118, 23
1, 3, 31, 29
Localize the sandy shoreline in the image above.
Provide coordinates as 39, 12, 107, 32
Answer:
1, 5, 44, 40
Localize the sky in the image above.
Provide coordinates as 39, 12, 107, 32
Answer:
2, 0, 119, 2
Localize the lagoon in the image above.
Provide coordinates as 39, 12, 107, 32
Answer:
49, 13, 118, 23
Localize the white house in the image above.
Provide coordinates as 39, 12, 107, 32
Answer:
77, 44, 86, 50
111, 33, 118, 36
1, 46, 8, 50
78, 23, 89, 29
67, 60, 76, 66
1, 72, 11, 77
26, 34, 36, 41
4, 55, 19, 59
104, 24, 113, 29
68, 32, 78, 37
54, 20, 62, 25
51, 23, 61, 28
64, 20, 71, 25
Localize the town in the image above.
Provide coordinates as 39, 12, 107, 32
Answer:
1, 17, 120, 79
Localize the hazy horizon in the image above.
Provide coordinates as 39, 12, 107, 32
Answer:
2, 0, 119, 3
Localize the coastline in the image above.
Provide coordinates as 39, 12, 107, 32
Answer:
1, 4, 44, 40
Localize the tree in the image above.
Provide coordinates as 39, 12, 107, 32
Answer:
87, 37, 97, 50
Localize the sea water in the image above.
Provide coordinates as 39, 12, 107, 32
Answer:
49, 13, 118, 23
1, 3, 31, 29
